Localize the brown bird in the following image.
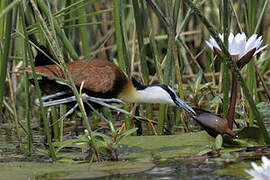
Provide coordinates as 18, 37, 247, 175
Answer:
25, 47, 196, 116
192, 108, 236, 137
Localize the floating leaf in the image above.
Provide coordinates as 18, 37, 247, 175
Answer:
0, 161, 154, 180
215, 134, 223, 150
197, 148, 212, 156
116, 128, 138, 145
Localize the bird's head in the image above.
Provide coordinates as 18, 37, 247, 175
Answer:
130, 77, 196, 116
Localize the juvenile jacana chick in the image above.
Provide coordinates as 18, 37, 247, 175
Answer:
192, 108, 236, 137
25, 47, 196, 116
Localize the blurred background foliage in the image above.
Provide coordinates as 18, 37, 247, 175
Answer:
0, 0, 269, 160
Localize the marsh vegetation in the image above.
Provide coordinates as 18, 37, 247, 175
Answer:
0, 0, 270, 179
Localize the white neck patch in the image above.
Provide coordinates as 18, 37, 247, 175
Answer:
133, 86, 175, 104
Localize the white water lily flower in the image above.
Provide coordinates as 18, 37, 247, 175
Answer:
205, 32, 268, 60
245, 156, 270, 180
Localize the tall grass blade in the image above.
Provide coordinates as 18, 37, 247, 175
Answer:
36, 0, 79, 60
113, 0, 131, 130
19, 2, 33, 154
132, 0, 153, 124
246, 0, 258, 126
143, 1, 162, 81
0, 0, 13, 114
51, 106, 59, 141
222, 0, 230, 117
0, 0, 20, 20
59, 104, 66, 142
77, 5, 90, 59
0, 1, 6, 38
113, 0, 126, 72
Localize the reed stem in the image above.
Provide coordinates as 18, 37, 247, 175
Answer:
0, 0, 12, 115
59, 104, 66, 142
113, 0, 126, 72
51, 106, 59, 141
132, 0, 153, 124
36, 0, 79, 60
77, 5, 90, 59
222, 0, 230, 117
227, 73, 237, 130
20, 9, 33, 153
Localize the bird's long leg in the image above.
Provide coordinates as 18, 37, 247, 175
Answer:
35, 92, 130, 116
83, 94, 130, 115
85, 101, 110, 124
35, 91, 67, 104
36, 92, 127, 109
35, 91, 78, 107
37, 96, 78, 107
82, 94, 124, 104
50, 103, 79, 127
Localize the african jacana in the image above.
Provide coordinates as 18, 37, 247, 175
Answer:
25, 47, 196, 116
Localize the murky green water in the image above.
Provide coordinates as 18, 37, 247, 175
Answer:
101, 160, 248, 180
0, 130, 259, 179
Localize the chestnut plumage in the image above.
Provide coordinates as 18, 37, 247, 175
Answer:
29, 58, 128, 99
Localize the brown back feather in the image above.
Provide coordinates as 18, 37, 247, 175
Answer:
26, 59, 128, 98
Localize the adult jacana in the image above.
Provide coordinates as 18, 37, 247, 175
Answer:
26, 47, 196, 116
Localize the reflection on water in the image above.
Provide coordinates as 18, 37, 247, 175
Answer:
101, 160, 248, 180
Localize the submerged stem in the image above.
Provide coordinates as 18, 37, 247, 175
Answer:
227, 72, 237, 130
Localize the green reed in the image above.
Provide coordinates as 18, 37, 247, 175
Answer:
132, 0, 153, 126
0, 0, 12, 113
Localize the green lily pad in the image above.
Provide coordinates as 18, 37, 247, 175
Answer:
120, 131, 215, 160
0, 161, 154, 180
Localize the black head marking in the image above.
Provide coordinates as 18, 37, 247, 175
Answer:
131, 76, 146, 90
132, 80, 196, 115
150, 84, 178, 103
156, 84, 196, 115
131, 77, 177, 102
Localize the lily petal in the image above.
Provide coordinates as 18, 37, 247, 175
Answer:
218, 33, 224, 42
229, 36, 239, 55
254, 45, 268, 56
205, 40, 213, 50
251, 162, 264, 173
228, 33, 234, 44
245, 156, 270, 180
262, 156, 270, 168
235, 33, 246, 57
245, 34, 258, 53
210, 36, 221, 50
254, 36, 262, 48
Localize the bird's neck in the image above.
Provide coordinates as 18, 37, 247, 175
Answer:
117, 79, 174, 105
117, 79, 140, 103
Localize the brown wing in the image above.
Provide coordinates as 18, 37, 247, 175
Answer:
26, 59, 128, 95
68, 59, 127, 93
